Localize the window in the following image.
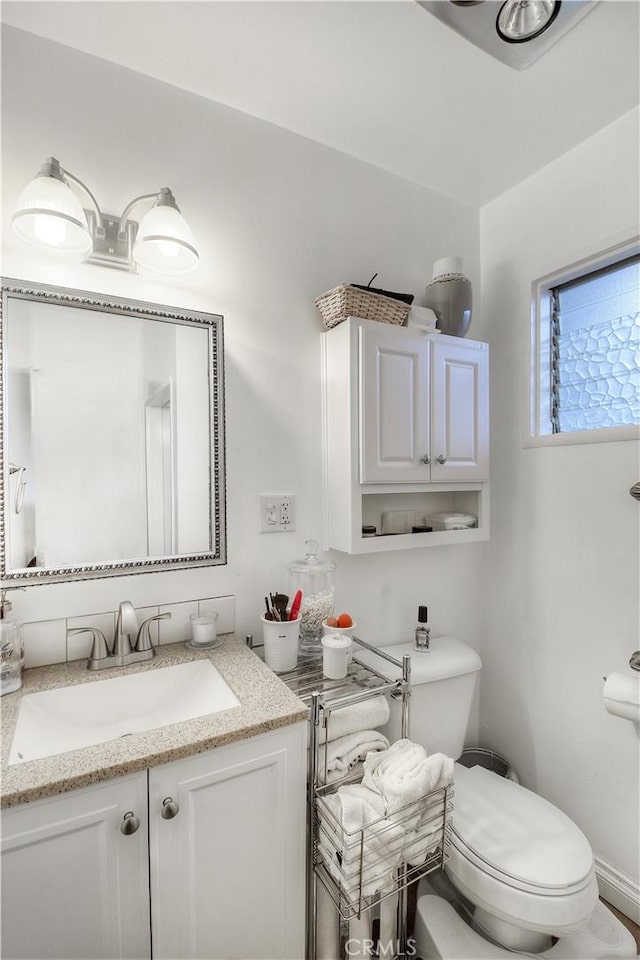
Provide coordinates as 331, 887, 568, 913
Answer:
534, 248, 640, 439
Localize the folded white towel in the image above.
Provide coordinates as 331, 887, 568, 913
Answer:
318, 833, 400, 898
318, 840, 395, 906
319, 695, 390, 745
402, 813, 445, 867
362, 738, 454, 813
318, 730, 390, 785
317, 784, 405, 897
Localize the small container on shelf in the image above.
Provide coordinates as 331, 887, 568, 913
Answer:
424, 512, 477, 531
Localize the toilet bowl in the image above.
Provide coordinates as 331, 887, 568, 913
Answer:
414, 894, 638, 960
355, 638, 635, 958
447, 763, 598, 951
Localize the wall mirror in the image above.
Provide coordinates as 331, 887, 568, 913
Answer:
1, 280, 226, 584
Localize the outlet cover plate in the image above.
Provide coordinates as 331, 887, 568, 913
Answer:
259, 494, 296, 533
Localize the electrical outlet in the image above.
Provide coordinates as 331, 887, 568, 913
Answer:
259, 494, 296, 533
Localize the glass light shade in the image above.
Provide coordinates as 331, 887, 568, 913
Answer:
132, 203, 199, 275
12, 175, 92, 254
497, 0, 559, 42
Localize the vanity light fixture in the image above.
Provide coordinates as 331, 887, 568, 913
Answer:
12, 157, 199, 275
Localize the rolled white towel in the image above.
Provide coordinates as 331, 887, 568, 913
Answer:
319, 785, 403, 866
362, 738, 454, 813
319, 695, 390, 745
317, 730, 390, 785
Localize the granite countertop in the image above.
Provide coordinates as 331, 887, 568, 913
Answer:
0, 635, 307, 808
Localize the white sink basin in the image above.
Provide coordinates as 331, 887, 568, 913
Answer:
9, 660, 240, 765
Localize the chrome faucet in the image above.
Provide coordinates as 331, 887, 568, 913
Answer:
68, 602, 171, 671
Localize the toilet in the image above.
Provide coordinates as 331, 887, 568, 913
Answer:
357, 637, 637, 959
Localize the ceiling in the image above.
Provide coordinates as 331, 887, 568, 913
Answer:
2, 1, 639, 206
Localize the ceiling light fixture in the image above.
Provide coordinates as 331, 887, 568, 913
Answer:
12, 157, 199, 275
496, 0, 561, 43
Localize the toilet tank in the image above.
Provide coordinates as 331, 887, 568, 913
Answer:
357, 637, 482, 759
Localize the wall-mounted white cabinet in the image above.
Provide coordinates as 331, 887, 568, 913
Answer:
323, 317, 490, 553
1, 724, 306, 960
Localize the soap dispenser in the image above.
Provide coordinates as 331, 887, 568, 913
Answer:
414, 605, 431, 651
1, 589, 24, 695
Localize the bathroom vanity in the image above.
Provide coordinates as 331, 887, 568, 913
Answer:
0, 638, 307, 960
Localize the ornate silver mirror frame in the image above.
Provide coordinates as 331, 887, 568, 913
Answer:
1, 279, 226, 584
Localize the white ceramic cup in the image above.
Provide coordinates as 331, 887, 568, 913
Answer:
261, 614, 300, 673
321, 633, 353, 680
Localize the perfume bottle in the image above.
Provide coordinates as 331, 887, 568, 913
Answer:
414, 605, 431, 652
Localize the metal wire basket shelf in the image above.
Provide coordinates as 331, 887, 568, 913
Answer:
314, 783, 453, 921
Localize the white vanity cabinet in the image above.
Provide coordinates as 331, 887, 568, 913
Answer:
149, 723, 306, 960
0, 723, 306, 960
1, 771, 150, 960
323, 317, 490, 552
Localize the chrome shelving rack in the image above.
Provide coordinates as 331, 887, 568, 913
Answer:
278, 635, 453, 960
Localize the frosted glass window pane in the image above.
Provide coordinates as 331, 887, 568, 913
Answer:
553, 257, 640, 433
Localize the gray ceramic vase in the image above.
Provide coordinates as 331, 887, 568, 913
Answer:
423, 257, 472, 338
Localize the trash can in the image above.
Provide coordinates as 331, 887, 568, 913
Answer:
459, 747, 520, 784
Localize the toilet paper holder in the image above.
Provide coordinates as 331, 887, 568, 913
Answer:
602, 662, 640, 724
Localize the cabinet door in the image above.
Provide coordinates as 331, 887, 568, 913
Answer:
149, 723, 306, 960
1, 772, 150, 960
430, 338, 489, 481
359, 324, 430, 482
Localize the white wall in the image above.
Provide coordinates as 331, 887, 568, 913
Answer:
1, 27, 484, 671
480, 108, 640, 890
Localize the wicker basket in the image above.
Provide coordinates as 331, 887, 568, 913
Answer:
315, 284, 410, 330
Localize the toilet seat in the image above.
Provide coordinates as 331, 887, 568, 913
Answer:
446, 764, 598, 936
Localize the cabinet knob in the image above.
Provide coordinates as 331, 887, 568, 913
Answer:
161, 797, 180, 819
120, 811, 140, 835
437, 454, 447, 465
420, 455, 431, 465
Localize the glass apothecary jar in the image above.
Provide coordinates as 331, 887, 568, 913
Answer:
287, 539, 335, 658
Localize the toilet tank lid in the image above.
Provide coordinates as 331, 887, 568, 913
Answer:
356, 636, 482, 685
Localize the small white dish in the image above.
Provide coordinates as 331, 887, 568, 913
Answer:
322, 618, 357, 637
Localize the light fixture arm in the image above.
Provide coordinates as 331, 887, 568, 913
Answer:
51, 159, 104, 231
117, 187, 180, 239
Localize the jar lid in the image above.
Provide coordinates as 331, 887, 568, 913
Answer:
287, 539, 336, 575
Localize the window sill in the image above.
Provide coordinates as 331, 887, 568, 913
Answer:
524, 425, 639, 448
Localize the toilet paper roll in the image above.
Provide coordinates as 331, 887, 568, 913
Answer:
603, 672, 640, 723
348, 911, 372, 958
316, 882, 339, 960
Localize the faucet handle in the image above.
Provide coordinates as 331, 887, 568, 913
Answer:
67, 627, 110, 670
135, 612, 171, 653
